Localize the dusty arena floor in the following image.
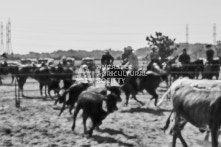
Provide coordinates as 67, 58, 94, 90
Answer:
0, 77, 220, 147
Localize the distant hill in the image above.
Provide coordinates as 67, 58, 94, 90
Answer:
9, 43, 220, 61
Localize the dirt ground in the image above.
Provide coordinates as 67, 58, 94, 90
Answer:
0, 77, 220, 147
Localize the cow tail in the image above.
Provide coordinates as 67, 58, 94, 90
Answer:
162, 110, 174, 133
157, 87, 171, 106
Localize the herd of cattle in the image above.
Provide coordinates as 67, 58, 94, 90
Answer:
1, 57, 221, 147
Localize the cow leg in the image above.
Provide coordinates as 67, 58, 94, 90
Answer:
11, 75, 14, 84
0, 76, 2, 85
21, 84, 24, 97
204, 131, 210, 141
82, 111, 89, 134
39, 83, 43, 96
124, 93, 130, 106
54, 99, 59, 105
211, 126, 219, 147
69, 103, 76, 115
72, 104, 81, 131
88, 116, 98, 137
58, 102, 66, 116
173, 116, 188, 147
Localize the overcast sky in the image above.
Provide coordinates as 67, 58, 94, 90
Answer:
0, 0, 221, 54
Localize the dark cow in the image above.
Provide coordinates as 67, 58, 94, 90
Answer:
57, 83, 121, 116
161, 80, 221, 147
17, 65, 37, 97
188, 59, 204, 79
34, 67, 52, 97
47, 79, 60, 97
62, 79, 76, 90
56, 82, 91, 116
202, 59, 220, 80
72, 89, 122, 137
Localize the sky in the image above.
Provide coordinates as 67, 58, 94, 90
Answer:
0, 0, 221, 54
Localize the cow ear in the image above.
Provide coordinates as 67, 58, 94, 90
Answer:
106, 90, 111, 95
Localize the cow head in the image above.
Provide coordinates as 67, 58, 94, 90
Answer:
105, 93, 121, 113
105, 85, 122, 102
57, 89, 67, 104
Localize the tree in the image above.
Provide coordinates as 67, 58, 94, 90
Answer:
146, 32, 177, 61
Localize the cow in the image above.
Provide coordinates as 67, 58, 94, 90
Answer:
57, 83, 121, 116
17, 65, 37, 97
34, 67, 52, 97
56, 82, 91, 116
71, 89, 122, 137
162, 84, 221, 147
47, 79, 60, 98
157, 77, 221, 106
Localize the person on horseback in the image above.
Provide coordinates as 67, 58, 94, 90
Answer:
206, 44, 214, 64
147, 46, 161, 70
61, 56, 68, 66
100, 50, 114, 79
101, 50, 114, 66
121, 46, 139, 93
122, 47, 128, 65
203, 44, 215, 79
178, 48, 190, 76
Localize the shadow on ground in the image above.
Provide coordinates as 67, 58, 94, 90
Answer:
92, 135, 134, 147
120, 107, 171, 116
97, 128, 137, 139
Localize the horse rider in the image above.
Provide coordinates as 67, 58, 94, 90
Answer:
60, 56, 68, 67
178, 48, 191, 76
101, 50, 114, 66
121, 46, 139, 92
100, 50, 114, 76
147, 46, 161, 70
205, 44, 214, 64
122, 47, 128, 65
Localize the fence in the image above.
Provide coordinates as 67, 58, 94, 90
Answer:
0, 63, 220, 108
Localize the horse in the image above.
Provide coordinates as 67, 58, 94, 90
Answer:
17, 65, 37, 97
102, 65, 167, 106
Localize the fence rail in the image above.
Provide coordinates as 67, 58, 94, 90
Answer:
0, 67, 221, 107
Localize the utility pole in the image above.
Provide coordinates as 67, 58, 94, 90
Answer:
6, 18, 12, 55
0, 22, 4, 54
213, 23, 217, 45
186, 24, 189, 49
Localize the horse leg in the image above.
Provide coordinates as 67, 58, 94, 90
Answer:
0, 76, 2, 85
48, 87, 52, 98
124, 92, 130, 106
133, 95, 145, 106
44, 85, 48, 98
11, 75, 14, 84
39, 83, 43, 96
147, 89, 158, 107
